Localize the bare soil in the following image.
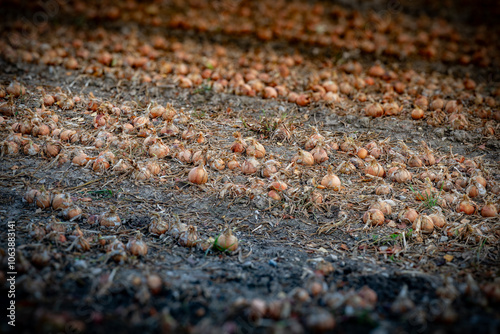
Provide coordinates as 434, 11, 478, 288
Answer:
0, 1, 499, 334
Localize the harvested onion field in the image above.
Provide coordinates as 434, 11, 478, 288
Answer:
0, 1, 499, 333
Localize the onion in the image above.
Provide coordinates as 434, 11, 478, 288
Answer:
6, 81, 25, 97
161, 103, 177, 121
481, 203, 497, 217
357, 148, 368, 159
100, 206, 121, 228
170, 217, 188, 238
304, 127, 324, 150
179, 225, 199, 247
311, 143, 328, 164
52, 193, 73, 210
93, 157, 110, 172
411, 108, 425, 120
35, 186, 51, 209
429, 212, 447, 228
149, 140, 169, 158
146, 160, 161, 175
268, 190, 281, 200
392, 168, 412, 183
375, 184, 392, 195
413, 215, 434, 234
261, 158, 279, 177
62, 205, 82, 220
407, 155, 423, 167
181, 124, 195, 140
160, 121, 179, 136
293, 149, 314, 166
241, 157, 259, 174
107, 239, 127, 263
25, 188, 40, 204
44, 141, 61, 157
246, 138, 266, 158
188, 163, 208, 184
363, 209, 385, 226
365, 159, 385, 177
227, 155, 240, 170
430, 98, 445, 111
383, 102, 402, 116
2, 141, 19, 155
176, 145, 192, 163
269, 179, 287, 192
127, 233, 148, 256
231, 132, 246, 153
398, 208, 419, 223
149, 105, 165, 118
365, 103, 384, 117
149, 213, 169, 235
311, 191, 323, 204
72, 151, 88, 166
370, 200, 392, 215
456, 195, 475, 215
209, 157, 225, 171
23, 141, 40, 156
320, 165, 341, 190
216, 229, 238, 251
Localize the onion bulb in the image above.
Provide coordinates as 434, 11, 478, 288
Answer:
398, 207, 418, 223
365, 159, 385, 177
35, 186, 51, 209
149, 213, 169, 235
370, 200, 392, 215
216, 229, 239, 252
241, 157, 259, 174
293, 149, 314, 166
100, 206, 121, 228
246, 138, 266, 158
311, 143, 328, 164
179, 225, 199, 247
456, 195, 475, 215
52, 192, 73, 210
363, 209, 385, 226
231, 132, 246, 153
429, 212, 447, 228
127, 232, 148, 256
481, 203, 497, 217
413, 215, 434, 234
320, 165, 341, 190
188, 163, 208, 184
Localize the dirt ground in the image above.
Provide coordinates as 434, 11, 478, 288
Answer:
0, 1, 499, 333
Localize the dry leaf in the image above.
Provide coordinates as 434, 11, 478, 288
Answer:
443, 254, 454, 262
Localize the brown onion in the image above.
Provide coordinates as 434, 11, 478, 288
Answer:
179, 225, 199, 247
127, 233, 148, 256
363, 209, 385, 226
188, 163, 208, 184
293, 149, 314, 166
456, 195, 475, 215
481, 203, 497, 217
365, 159, 385, 177
241, 157, 259, 174
320, 165, 341, 190
398, 208, 419, 223
216, 229, 238, 252
246, 138, 266, 158
429, 212, 447, 228
413, 215, 434, 234
100, 206, 121, 228
365, 103, 384, 117
370, 200, 392, 215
